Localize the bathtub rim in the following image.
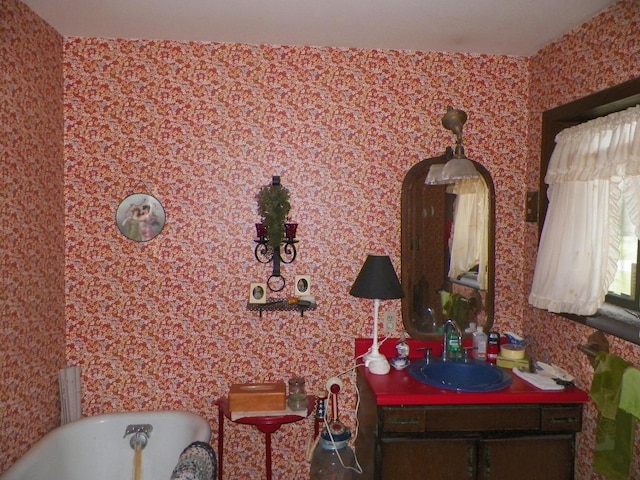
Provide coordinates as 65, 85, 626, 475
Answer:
0, 410, 212, 479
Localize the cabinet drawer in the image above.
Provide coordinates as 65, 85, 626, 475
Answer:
541, 405, 583, 432
382, 408, 426, 432
381, 404, 582, 434
423, 405, 540, 432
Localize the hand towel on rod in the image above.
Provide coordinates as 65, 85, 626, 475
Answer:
619, 367, 640, 419
590, 352, 635, 480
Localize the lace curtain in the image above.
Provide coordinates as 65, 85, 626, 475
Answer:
529, 105, 640, 315
448, 177, 489, 290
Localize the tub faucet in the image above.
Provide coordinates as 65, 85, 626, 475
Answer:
124, 424, 153, 450
442, 319, 463, 361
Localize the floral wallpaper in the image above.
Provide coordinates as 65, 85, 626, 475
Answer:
3, 0, 640, 478
1, 0, 65, 470
526, 1, 640, 478
60, 38, 530, 478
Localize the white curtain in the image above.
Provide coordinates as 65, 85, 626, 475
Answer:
529, 105, 640, 315
448, 177, 489, 290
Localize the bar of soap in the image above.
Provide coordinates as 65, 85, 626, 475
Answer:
228, 382, 286, 413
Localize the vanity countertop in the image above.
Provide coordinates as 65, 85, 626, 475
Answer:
355, 338, 589, 406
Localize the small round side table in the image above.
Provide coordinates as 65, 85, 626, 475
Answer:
215, 396, 316, 480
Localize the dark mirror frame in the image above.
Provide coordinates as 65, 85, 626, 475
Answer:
401, 149, 495, 340
538, 76, 640, 345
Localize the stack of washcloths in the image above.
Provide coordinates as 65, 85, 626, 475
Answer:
590, 352, 640, 480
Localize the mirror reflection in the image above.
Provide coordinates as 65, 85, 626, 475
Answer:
401, 146, 495, 340
446, 175, 489, 291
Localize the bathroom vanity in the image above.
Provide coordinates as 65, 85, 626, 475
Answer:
354, 339, 589, 480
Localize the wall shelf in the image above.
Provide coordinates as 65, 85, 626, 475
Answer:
247, 298, 316, 317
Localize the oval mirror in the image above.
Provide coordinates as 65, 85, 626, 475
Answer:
401, 148, 495, 340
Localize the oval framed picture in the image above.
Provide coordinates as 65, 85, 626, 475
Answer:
116, 193, 166, 242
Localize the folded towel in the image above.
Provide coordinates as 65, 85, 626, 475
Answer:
512, 367, 565, 390
590, 352, 635, 480
170, 441, 217, 480
230, 405, 307, 421
619, 367, 640, 419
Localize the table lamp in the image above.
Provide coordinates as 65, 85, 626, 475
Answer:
350, 255, 404, 375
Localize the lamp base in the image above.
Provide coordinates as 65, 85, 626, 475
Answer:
364, 351, 391, 375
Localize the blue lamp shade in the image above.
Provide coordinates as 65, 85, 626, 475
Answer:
349, 255, 404, 300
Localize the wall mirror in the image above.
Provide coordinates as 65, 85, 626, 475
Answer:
401, 148, 495, 340
538, 76, 640, 345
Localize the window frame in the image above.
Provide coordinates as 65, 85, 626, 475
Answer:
605, 235, 640, 310
539, 76, 640, 346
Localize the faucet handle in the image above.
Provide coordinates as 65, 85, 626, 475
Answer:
417, 347, 432, 364
462, 346, 474, 362
124, 424, 153, 438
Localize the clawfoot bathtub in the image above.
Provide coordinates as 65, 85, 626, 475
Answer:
0, 411, 212, 480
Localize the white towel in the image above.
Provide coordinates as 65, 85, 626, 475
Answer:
230, 405, 307, 421
512, 367, 565, 390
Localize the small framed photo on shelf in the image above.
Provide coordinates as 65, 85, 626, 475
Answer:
249, 283, 267, 304
294, 275, 311, 296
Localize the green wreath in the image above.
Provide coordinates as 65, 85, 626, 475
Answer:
256, 183, 291, 250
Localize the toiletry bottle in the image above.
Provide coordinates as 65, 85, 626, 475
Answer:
487, 331, 500, 364
473, 326, 487, 360
447, 330, 461, 359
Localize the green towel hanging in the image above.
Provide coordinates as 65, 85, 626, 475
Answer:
590, 352, 636, 480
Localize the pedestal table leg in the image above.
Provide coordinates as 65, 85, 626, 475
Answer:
265, 431, 272, 480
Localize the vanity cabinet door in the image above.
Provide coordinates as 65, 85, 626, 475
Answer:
477, 435, 574, 480
381, 438, 476, 480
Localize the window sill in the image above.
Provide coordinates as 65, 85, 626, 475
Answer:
449, 273, 483, 290
564, 303, 640, 345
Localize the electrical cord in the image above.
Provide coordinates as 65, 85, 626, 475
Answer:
307, 334, 391, 472
305, 359, 370, 472
319, 415, 363, 475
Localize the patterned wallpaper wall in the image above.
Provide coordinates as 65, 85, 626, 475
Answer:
4, 0, 640, 478
62, 38, 529, 478
526, 1, 640, 478
1, 0, 65, 471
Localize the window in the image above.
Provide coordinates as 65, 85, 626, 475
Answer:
529, 104, 640, 316
606, 198, 640, 309
537, 76, 640, 346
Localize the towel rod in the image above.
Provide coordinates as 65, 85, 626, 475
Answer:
578, 331, 609, 367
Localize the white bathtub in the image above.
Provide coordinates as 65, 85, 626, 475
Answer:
0, 411, 212, 480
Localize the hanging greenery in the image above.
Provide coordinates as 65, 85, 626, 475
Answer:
256, 181, 291, 250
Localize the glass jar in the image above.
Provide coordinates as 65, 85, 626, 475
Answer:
310, 425, 356, 480
287, 377, 308, 411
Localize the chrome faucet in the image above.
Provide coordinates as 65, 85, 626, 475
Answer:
442, 319, 463, 361
124, 424, 153, 450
